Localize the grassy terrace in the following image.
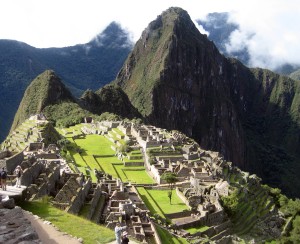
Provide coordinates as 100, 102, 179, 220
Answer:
136, 187, 189, 218
56, 127, 154, 184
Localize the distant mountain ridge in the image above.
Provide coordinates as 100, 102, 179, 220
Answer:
0, 22, 132, 141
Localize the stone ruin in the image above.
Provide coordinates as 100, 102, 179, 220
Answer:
102, 179, 159, 243
0, 117, 285, 243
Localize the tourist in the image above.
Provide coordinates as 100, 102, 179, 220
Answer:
1, 167, 7, 191
115, 222, 127, 244
121, 231, 129, 244
14, 165, 23, 188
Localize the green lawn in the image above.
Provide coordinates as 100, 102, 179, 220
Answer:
20, 200, 115, 244
136, 187, 165, 217
136, 188, 189, 218
114, 165, 155, 184
71, 151, 87, 167
147, 189, 189, 214
58, 129, 154, 184
75, 134, 115, 155
95, 157, 121, 179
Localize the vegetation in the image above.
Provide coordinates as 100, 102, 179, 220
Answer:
0, 22, 132, 141
44, 102, 92, 128
10, 70, 75, 132
136, 187, 189, 217
220, 189, 240, 216
20, 199, 115, 244
161, 172, 178, 204
155, 224, 188, 244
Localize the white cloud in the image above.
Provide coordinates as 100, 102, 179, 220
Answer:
0, 0, 299, 69
224, 1, 300, 69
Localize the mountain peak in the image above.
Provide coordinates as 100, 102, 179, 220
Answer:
10, 70, 74, 131
89, 21, 133, 48
115, 7, 216, 116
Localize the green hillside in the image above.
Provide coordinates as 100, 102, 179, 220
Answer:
0, 22, 132, 142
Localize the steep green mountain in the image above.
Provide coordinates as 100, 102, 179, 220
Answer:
11, 70, 141, 132
114, 7, 300, 197
0, 22, 132, 141
11, 70, 75, 130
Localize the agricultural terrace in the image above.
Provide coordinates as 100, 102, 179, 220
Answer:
136, 187, 189, 218
57, 125, 154, 184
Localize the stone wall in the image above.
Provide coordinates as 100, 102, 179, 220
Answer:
0, 207, 40, 243
67, 179, 92, 214
87, 185, 102, 220
28, 142, 44, 151
124, 161, 144, 167
5, 151, 24, 173
164, 210, 192, 219
213, 220, 232, 233
21, 161, 44, 186
0, 150, 9, 159
47, 164, 60, 193
176, 187, 190, 206
35, 153, 58, 159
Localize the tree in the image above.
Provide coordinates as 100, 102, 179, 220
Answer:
161, 172, 177, 204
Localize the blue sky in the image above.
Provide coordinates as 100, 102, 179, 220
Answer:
0, 0, 299, 70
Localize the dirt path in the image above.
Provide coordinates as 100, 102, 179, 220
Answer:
23, 210, 81, 244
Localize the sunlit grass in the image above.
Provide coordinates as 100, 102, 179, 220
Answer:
136, 187, 164, 217
20, 200, 115, 244
75, 135, 115, 155
155, 224, 188, 244
146, 189, 189, 214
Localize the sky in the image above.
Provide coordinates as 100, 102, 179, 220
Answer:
0, 0, 299, 70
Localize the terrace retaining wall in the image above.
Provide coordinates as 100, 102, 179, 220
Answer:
67, 179, 92, 214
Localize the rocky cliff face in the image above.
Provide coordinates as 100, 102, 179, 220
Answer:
115, 7, 300, 197
115, 7, 246, 169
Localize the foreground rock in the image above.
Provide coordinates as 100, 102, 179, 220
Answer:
0, 206, 40, 243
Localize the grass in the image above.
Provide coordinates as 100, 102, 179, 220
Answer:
136, 188, 189, 217
75, 135, 115, 155
78, 203, 91, 218
20, 200, 115, 244
123, 169, 154, 184
184, 225, 210, 234
71, 151, 87, 167
114, 165, 155, 184
136, 187, 164, 217
146, 189, 189, 214
155, 224, 188, 244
